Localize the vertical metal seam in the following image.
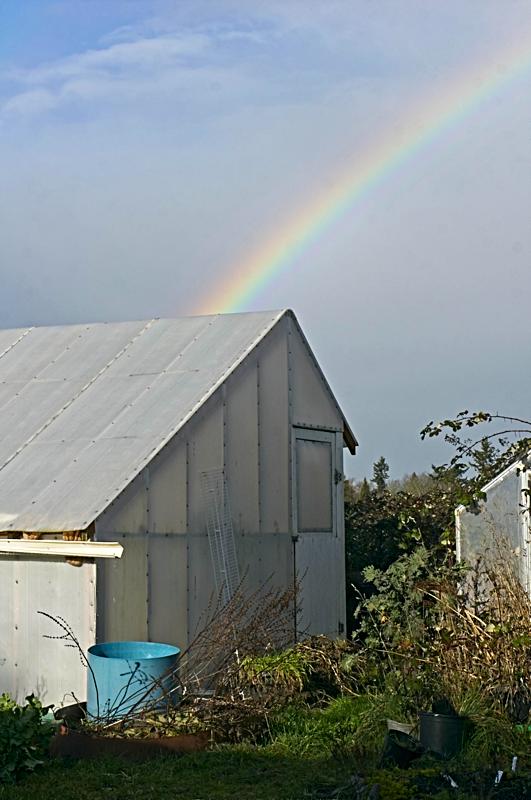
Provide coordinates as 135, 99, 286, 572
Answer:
222, 384, 227, 477
145, 467, 151, 639
257, 360, 262, 534
287, 316, 297, 642
185, 440, 190, 646
287, 317, 294, 537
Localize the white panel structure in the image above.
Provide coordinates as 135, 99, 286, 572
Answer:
187, 534, 216, 641
148, 438, 187, 534
225, 361, 260, 534
0, 309, 356, 704
0, 556, 95, 705
237, 533, 293, 599
294, 534, 343, 637
290, 323, 343, 432
147, 533, 188, 648
291, 428, 344, 637
187, 401, 224, 534
0, 312, 284, 533
96, 533, 148, 642
456, 461, 530, 597
257, 322, 290, 534
96, 474, 148, 535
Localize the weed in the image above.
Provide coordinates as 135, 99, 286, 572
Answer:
0, 695, 54, 784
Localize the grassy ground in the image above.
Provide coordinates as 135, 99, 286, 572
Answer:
0, 747, 360, 800
1, 746, 531, 800
1, 697, 529, 799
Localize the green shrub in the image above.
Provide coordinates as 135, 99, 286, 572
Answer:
0, 694, 54, 783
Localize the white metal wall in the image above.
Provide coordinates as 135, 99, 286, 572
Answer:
288, 316, 346, 637
0, 555, 95, 705
94, 314, 347, 654
456, 462, 531, 597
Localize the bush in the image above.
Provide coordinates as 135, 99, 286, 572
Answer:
0, 694, 54, 783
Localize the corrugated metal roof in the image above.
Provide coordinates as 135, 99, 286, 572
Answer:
0, 312, 284, 532
0, 310, 356, 532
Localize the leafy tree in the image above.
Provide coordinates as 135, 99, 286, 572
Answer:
371, 456, 389, 492
358, 477, 371, 501
421, 410, 531, 485
469, 436, 501, 484
344, 478, 460, 635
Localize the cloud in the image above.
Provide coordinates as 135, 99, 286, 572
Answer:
1, 24, 254, 119
0, 5, 412, 122
2, 88, 57, 117
11, 34, 210, 84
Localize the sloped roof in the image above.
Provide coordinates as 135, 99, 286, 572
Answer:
0, 310, 355, 532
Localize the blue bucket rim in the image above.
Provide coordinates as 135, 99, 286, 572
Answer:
88, 641, 180, 659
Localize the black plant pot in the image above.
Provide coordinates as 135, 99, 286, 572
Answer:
419, 711, 465, 759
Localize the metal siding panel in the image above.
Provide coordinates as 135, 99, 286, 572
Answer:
187, 400, 224, 535
237, 533, 292, 595
258, 323, 290, 534
0, 557, 15, 695
291, 327, 342, 431
149, 438, 187, 534
335, 434, 346, 633
96, 473, 148, 535
187, 534, 216, 641
148, 533, 188, 648
95, 534, 148, 641
225, 361, 259, 534
0, 312, 284, 532
0, 557, 95, 706
295, 534, 340, 638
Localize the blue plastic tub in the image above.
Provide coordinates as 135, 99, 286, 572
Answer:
87, 641, 180, 719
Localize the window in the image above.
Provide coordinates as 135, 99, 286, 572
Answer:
295, 435, 333, 533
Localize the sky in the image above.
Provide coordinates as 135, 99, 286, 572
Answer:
1, 0, 531, 480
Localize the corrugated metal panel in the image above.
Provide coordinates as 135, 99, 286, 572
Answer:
0, 312, 284, 532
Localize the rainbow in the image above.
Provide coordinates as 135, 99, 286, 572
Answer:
194, 34, 531, 315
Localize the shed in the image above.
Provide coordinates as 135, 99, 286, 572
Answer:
0, 309, 356, 705
456, 459, 531, 597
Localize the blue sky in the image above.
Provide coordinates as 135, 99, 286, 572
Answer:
1, 1, 531, 479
